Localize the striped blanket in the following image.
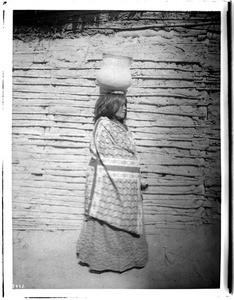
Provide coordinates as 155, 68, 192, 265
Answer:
84, 116, 143, 235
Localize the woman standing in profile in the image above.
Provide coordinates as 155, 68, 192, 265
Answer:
76, 92, 148, 273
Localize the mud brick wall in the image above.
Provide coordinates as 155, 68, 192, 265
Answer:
12, 11, 221, 233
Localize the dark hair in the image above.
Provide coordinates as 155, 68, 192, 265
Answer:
94, 93, 127, 123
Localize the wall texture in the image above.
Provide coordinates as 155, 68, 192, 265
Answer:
12, 11, 221, 234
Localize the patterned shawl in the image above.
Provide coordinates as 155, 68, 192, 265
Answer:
84, 116, 143, 235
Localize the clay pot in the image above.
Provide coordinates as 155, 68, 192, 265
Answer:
96, 53, 132, 92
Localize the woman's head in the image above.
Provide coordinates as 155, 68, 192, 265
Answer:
94, 93, 127, 123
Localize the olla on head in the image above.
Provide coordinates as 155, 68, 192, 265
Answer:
96, 53, 132, 92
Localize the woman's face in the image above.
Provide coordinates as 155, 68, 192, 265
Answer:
115, 100, 127, 120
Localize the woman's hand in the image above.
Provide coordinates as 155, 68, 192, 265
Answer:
141, 179, 148, 191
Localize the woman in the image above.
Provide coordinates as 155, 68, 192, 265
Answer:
76, 92, 148, 273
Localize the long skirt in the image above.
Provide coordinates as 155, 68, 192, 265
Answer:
76, 217, 148, 273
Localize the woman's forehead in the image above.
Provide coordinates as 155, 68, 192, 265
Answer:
119, 97, 127, 104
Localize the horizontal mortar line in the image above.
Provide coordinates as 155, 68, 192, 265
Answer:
144, 173, 202, 178
13, 201, 83, 208
10, 227, 186, 232
87, 58, 202, 65
143, 199, 205, 202
13, 133, 88, 139
12, 89, 202, 95
13, 205, 83, 210
31, 145, 88, 149
145, 220, 199, 223
12, 208, 195, 216
136, 86, 205, 89
12, 122, 207, 126
133, 77, 201, 81
143, 200, 203, 207
13, 83, 96, 87
31, 168, 87, 172
13, 86, 206, 90
12, 94, 201, 99
149, 175, 204, 180
13, 225, 81, 227
13, 100, 95, 104
72, 15, 218, 20
12, 223, 81, 226
144, 205, 203, 209
13, 193, 83, 198
13, 51, 47, 54
12, 228, 82, 231
11, 183, 202, 190
144, 199, 204, 203
12, 225, 82, 228
13, 76, 203, 81
13, 91, 99, 95
145, 176, 203, 180
14, 143, 88, 147
129, 112, 206, 117
17, 59, 202, 65
12, 66, 205, 71
133, 124, 206, 128
82, 21, 216, 30
13, 152, 88, 157
13, 161, 87, 165
12, 82, 205, 88
12, 126, 90, 131
144, 187, 204, 191
12, 112, 92, 116
13, 207, 83, 212
14, 162, 200, 167
31, 175, 85, 179
77, 24, 217, 32
12, 112, 204, 118
12, 118, 198, 124
13, 192, 83, 197
118, 17, 218, 21
12, 106, 94, 110
12, 105, 207, 111
13, 137, 208, 144
62, 13, 212, 24
14, 179, 203, 186
14, 174, 201, 181
14, 142, 89, 149
12, 113, 92, 118
12, 103, 205, 108
13, 136, 89, 141
13, 137, 205, 148
12, 67, 205, 72
25, 137, 89, 145
13, 177, 85, 182
12, 118, 91, 121
135, 137, 207, 141
12, 67, 95, 70
12, 215, 83, 220
33, 18, 216, 27
13, 185, 84, 191
145, 164, 205, 167
11, 125, 206, 129
13, 195, 83, 201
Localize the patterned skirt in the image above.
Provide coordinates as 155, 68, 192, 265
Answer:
76, 217, 148, 273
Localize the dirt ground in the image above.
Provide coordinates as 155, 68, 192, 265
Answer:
13, 223, 220, 289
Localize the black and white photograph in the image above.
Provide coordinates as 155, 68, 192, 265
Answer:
1, 0, 231, 298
